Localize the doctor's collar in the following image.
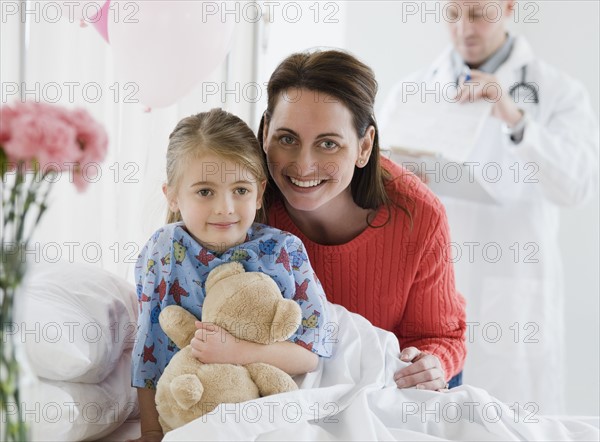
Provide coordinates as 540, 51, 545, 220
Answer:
452, 33, 515, 78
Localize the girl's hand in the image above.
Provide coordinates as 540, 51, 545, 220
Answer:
394, 347, 447, 391
190, 321, 252, 364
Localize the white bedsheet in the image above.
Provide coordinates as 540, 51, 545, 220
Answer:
161, 303, 598, 441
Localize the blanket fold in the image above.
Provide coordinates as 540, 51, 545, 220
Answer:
163, 303, 599, 441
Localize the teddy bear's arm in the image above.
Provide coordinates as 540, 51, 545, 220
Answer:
246, 363, 298, 397
159, 305, 199, 349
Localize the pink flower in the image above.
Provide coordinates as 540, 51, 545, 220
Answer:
0, 102, 108, 191
3, 109, 81, 168
65, 108, 109, 164
0, 105, 17, 145
63, 107, 109, 191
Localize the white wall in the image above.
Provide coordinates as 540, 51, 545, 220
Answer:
515, 1, 599, 417
342, 0, 599, 415
254, 1, 348, 130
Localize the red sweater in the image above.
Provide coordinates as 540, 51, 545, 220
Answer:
268, 156, 466, 379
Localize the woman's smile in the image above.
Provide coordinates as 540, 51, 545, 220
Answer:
287, 175, 327, 189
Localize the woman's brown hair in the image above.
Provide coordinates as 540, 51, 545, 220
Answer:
257, 49, 412, 225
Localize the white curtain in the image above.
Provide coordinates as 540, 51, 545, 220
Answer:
2, 2, 256, 281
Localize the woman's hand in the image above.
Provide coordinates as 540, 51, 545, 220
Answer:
190, 321, 252, 364
394, 346, 447, 391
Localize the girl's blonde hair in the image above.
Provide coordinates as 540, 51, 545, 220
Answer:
165, 108, 268, 224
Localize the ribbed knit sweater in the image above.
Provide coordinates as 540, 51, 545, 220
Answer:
268, 156, 466, 379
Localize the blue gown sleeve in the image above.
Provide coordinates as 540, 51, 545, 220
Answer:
282, 234, 333, 358
131, 227, 174, 389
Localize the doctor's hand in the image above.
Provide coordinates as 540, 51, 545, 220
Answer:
190, 321, 251, 365
394, 347, 447, 391
457, 69, 523, 128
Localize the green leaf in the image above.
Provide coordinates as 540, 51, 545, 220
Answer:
0, 148, 7, 180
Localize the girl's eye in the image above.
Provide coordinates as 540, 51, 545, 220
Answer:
320, 140, 338, 150
198, 189, 212, 197
235, 188, 250, 195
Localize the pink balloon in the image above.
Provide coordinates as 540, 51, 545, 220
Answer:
89, 0, 110, 43
108, 1, 235, 109
60, 0, 110, 42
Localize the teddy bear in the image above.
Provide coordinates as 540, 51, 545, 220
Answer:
155, 261, 303, 433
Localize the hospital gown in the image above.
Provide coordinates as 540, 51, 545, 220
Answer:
131, 222, 332, 389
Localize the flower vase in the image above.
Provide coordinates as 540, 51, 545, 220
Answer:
1, 243, 42, 442
1, 100, 109, 441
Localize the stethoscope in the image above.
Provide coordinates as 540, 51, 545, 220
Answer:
449, 63, 540, 105
508, 65, 539, 104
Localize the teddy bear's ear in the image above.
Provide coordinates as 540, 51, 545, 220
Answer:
205, 262, 245, 293
270, 299, 302, 342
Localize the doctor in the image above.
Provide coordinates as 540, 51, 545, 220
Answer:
379, 0, 598, 414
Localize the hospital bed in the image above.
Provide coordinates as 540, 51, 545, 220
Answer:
19, 262, 599, 441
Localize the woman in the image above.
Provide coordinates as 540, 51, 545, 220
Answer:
258, 50, 466, 390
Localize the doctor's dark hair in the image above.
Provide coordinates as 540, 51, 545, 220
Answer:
165, 108, 268, 224
257, 50, 412, 225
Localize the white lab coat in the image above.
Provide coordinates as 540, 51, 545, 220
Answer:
378, 36, 599, 414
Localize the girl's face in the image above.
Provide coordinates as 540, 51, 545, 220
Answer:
165, 152, 265, 253
262, 88, 373, 213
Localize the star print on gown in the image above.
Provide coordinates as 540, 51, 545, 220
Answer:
295, 340, 313, 352
143, 344, 157, 363
276, 247, 291, 272
156, 278, 167, 301
293, 278, 309, 302
196, 248, 216, 266
169, 278, 189, 304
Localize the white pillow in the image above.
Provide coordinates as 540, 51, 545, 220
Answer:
19, 261, 138, 383
27, 352, 139, 442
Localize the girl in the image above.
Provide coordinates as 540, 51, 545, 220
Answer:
130, 108, 331, 441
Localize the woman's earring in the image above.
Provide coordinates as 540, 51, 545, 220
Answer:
358, 159, 365, 166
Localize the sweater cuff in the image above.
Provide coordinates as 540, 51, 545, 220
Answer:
418, 342, 464, 382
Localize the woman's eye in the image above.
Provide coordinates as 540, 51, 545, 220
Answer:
321, 140, 338, 150
235, 188, 249, 195
279, 135, 295, 145
198, 189, 212, 197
